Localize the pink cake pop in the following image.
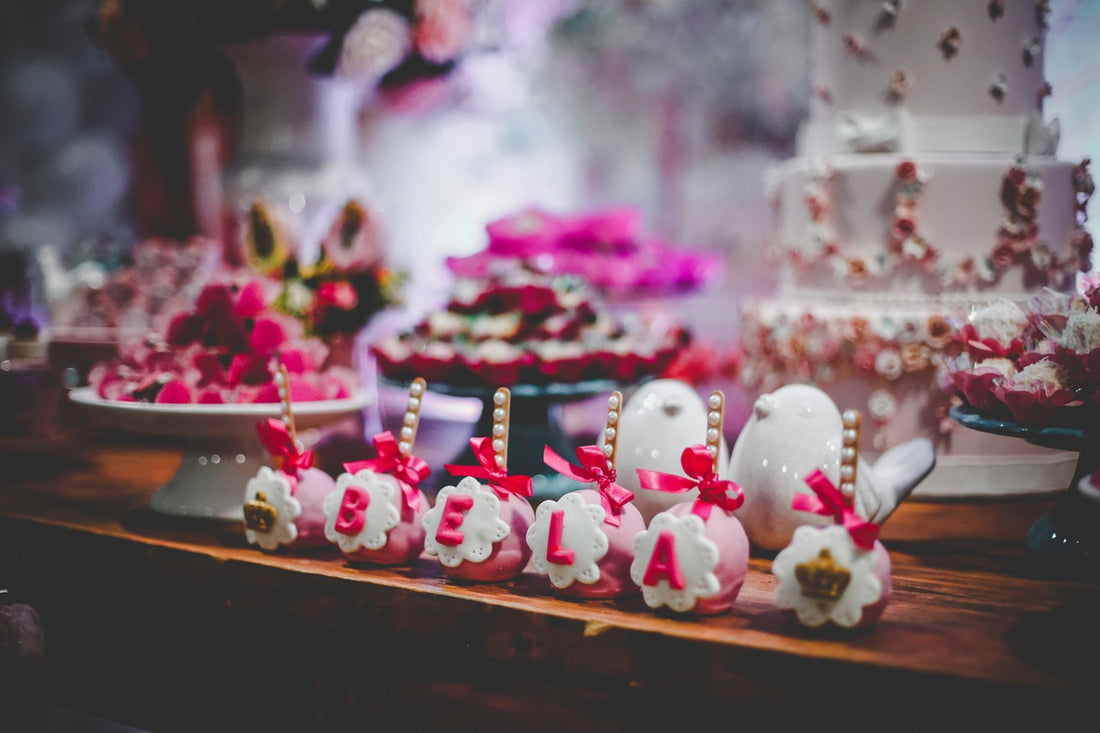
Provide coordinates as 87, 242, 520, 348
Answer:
422, 387, 536, 582
243, 366, 336, 552
631, 391, 750, 615
530, 391, 645, 599
322, 378, 431, 566
772, 410, 892, 630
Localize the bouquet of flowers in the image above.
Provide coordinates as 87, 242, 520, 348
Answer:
938, 276, 1100, 426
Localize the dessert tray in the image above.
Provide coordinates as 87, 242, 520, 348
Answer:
950, 404, 1100, 566
69, 387, 371, 521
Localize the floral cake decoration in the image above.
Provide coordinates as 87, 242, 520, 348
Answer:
768, 158, 1094, 291
938, 274, 1100, 425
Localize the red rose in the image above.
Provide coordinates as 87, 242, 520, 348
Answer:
895, 160, 918, 181
1006, 166, 1027, 187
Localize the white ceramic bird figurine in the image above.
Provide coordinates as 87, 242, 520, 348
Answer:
609, 379, 729, 523
728, 383, 935, 553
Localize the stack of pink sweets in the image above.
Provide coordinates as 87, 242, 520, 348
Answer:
239, 374, 894, 631
445, 205, 725, 296
940, 275, 1100, 426
371, 260, 683, 388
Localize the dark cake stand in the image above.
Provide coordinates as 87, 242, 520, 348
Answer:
418, 378, 625, 501
950, 404, 1100, 567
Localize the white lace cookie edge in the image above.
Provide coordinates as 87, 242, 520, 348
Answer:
322, 469, 402, 553
526, 491, 610, 588
244, 466, 302, 551
422, 476, 511, 567
629, 510, 720, 612
772, 524, 884, 628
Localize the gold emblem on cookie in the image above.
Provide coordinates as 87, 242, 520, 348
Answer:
795, 548, 852, 600
244, 491, 278, 533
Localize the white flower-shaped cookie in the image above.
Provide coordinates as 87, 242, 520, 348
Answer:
244, 467, 302, 551
630, 511, 720, 612
526, 492, 609, 589
773, 524, 883, 628
422, 476, 511, 567
322, 469, 402, 553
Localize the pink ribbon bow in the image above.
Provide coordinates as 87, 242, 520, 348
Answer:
343, 431, 431, 513
543, 445, 634, 526
792, 469, 880, 550
445, 437, 534, 500
636, 444, 743, 520
256, 418, 314, 492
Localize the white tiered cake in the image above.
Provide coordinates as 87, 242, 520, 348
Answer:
739, 0, 1095, 496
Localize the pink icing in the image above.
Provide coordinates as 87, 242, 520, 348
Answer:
436, 493, 475, 546
445, 493, 535, 583
546, 510, 575, 565
643, 531, 685, 589
555, 489, 645, 600
334, 485, 369, 535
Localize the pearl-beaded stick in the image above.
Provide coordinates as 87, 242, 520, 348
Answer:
491, 387, 511, 471
398, 378, 426, 457
601, 391, 623, 471
840, 409, 862, 506
706, 390, 725, 473
275, 364, 297, 446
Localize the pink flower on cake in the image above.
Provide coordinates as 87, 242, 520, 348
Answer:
991, 240, 1018, 269
891, 215, 917, 244
895, 160, 919, 182
414, 0, 473, 64
874, 348, 904, 380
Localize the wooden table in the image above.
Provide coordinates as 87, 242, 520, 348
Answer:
1, 428, 1098, 732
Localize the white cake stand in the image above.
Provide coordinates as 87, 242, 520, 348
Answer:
69, 387, 370, 521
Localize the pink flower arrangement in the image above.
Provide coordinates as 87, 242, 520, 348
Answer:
88, 279, 358, 405
445, 205, 725, 295
938, 287, 1100, 425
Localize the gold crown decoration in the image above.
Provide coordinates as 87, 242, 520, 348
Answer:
244, 491, 278, 533
794, 548, 852, 601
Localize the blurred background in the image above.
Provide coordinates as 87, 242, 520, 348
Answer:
1, 0, 1098, 440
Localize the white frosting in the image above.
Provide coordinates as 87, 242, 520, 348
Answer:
421, 476, 511, 567
773, 524, 884, 628
629, 511, 720, 612
806, 0, 1051, 156
526, 492, 610, 589
243, 467, 301, 551
322, 469, 402, 553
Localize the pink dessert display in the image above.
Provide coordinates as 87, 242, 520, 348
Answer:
631, 392, 750, 615
445, 205, 724, 295
322, 379, 431, 565
371, 259, 683, 387
772, 411, 892, 630
87, 277, 357, 405
527, 391, 645, 599
243, 369, 336, 552
421, 388, 536, 582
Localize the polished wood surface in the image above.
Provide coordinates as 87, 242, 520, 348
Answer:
1, 427, 1098, 732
